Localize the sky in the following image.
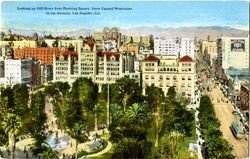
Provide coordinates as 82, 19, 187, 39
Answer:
0, 1, 249, 32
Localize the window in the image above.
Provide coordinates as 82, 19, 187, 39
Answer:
151, 75, 155, 79
159, 75, 163, 80
159, 83, 163, 87
145, 75, 149, 79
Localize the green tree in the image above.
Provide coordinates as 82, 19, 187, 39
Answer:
29, 91, 47, 156
12, 84, 29, 116
167, 86, 176, 103
93, 103, 104, 131
145, 85, 164, 147
125, 103, 150, 125
111, 77, 142, 111
68, 123, 87, 159
42, 147, 59, 159
52, 40, 58, 47
110, 103, 123, 127
41, 41, 48, 47
198, 95, 234, 158
1, 113, 22, 159
129, 36, 133, 44
148, 34, 154, 50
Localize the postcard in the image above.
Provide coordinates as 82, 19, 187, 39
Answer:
0, 1, 249, 159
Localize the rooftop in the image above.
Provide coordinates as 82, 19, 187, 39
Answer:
179, 55, 193, 62
143, 54, 160, 62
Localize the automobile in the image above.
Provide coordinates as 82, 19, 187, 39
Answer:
232, 110, 237, 115
88, 134, 98, 141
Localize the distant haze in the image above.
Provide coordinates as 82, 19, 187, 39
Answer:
1, 26, 248, 40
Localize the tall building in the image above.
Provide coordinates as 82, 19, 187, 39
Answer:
201, 40, 217, 67
154, 37, 194, 59
4, 58, 32, 85
58, 39, 84, 53
0, 40, 37, 50
217, 36, 249, 72
14, 47, 60, 64
53, 43, 140, 88
141, 54, 195, 100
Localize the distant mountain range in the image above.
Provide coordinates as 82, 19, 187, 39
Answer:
1, 26, 248, 40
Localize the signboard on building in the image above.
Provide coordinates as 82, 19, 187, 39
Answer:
231, 39, 245, 52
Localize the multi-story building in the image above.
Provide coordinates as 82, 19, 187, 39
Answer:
53, 43, 140, 88
102, 27, 120, 41
141, 54, 195, 100
14, 47, 60, 64
119, 43, 140, 56
93, 32, 103, 41
154, 37, 194, 59
4, 40, 38, 49
53, 45, 79, 82
95, 52, 121, 86
58, 39, 84, 53
201, 40, 217, 67
240, 82, 249, 111
217, 36, 249, 75
4, 58, 32, 85
121, 35, 150, 47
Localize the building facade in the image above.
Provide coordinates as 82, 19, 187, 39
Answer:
154, 37, 195, 59
14, 47, 60, 64
4, 58, 32, 85
217, 36, 249, 72
240, 82, 249, 111
141, 54, 195, 100
53, 43, 140, 88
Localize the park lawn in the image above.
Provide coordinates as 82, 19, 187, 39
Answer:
178, 110, 197, 158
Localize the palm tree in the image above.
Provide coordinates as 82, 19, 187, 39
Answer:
93, 103, 104, 131
1, 113, 22, 159
110, 103, 123, 126
169, 131, 184, 158
68, 123, 86, 159
125, 103, 150, 124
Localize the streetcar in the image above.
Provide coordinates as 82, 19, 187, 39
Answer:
230, 121, 244, 139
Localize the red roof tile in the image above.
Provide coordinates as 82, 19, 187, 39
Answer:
143, 54, 160, 62
179, 55, 193, 62
85, 39, 94, 50
59, 50, 77, 57
97, 52, 120, 61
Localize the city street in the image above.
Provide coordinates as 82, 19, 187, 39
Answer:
208, 85, 248, 159
196, 50, 248, 159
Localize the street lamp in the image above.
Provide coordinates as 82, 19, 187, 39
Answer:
107, 67, 110, 129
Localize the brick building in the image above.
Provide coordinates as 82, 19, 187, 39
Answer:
14, 47, 60, 64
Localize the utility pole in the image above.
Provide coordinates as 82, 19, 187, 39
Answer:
107, 68, 110, 128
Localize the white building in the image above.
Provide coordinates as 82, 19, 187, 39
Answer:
53, 43, 140, 88
4, 58, 32, 85
141, 54, 196, 100
217, 36, 249, 72
154, 37, 194, 59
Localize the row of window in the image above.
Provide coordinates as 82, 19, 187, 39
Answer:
145, 75, 192, 80
56, 67, 68, 70
158, 83, 192, 88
